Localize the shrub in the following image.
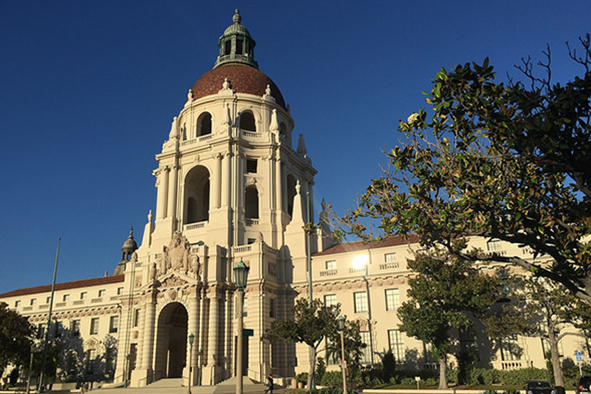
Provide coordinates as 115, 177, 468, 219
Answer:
320, 371, 343, 388
296, 372, 308, 384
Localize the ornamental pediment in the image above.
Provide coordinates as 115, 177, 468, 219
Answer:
150, 231, 201, 284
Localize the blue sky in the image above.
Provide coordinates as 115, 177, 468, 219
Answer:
1, 1, 590, 294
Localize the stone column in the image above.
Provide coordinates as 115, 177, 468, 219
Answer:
206, 290, 219, 374
213, 153, 222, 209
140, 293, 156, 371
222, 152, 231, 207
156, 167, 169, 220
275, 158, 283, 212
167, 165, 178, 220
187, 290, 199, 386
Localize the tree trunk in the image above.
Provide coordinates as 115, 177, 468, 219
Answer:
307, 345, 316, 390
547, 325, 564, 388
438, 354, 448, 389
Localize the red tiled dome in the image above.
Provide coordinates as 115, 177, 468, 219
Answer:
190, 64, 286, 109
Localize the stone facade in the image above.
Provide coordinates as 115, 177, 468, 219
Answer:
0, 9, 589, 389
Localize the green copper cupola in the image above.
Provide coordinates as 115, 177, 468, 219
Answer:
214, 9, 258, 69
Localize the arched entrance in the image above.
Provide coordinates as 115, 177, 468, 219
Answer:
154, 302, 188, 380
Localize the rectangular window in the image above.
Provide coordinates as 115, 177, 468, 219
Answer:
63, 294, 70, 302
324, 294, 337, 308
246, 159, 257, 173
38, 324, 46, 339
98, 289, 106, 298
71, 319, 81, 335
325, 260, 336, 270
80, 292, 87, 300
388, 329, 405, 363
384, 253, 396, 263
487, 239, 502, 251
360, 331, 372, 365
460, 326, 480, 360
500, 335, 521, 361
15, 300, 21, 307
325, 337, 339, 365
30, 298, 36, 306
46, 296, 51, 304
541, 338, 564, 357
109, 316, 119, 333
385, 289, 400, 311
117, 287, 124, 295
133, 309, 141, 327
90, 317, 99, 335
354, 292, 368, 313
86, 349, 96, 374
269, 299, 275, 318
243, 298, 248, 317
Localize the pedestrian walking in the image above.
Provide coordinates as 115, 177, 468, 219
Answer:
264, 374, 274, 394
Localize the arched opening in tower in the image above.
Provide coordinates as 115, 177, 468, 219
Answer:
197, 112, 212, 136
245, 185, 259, 220
185, 166, 210, 224
154, 302, 188, 380
239, 111, 256, 132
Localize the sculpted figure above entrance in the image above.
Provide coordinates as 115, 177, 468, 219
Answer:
159, 231, 200, 278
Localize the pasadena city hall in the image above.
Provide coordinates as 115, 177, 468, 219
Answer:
1, 10, 589, 390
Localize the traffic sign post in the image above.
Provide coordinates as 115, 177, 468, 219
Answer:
575, 351, 582, 376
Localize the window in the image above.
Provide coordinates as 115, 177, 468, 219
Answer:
63, 294, 70, 302
324, 294, 337, 307
98, 289, 106, 298
197, 113, 212, 137
46, 296, 51, 304
133, 309, 141, 327
247, 238, 256, 244
239, 111, 256, 131
354, 292, 368, 313
325, 260, 336, 270
15, 300, 21, 307
500, 335, 521, 361
541, 337, 564, 357
70, 320, 80, 335
384, 253, 396, 263
269, 299, 275, 318
325, 337, 339, 365
38, 324, 46, 339
243, 298, 248, 317
86, 349, 97, 374
117, 287, 124, 295
246, 159, 257, 173
360, 331, 372, 365
388, 329, 405, 363
80, 292, 87, 300
90, 318, 99, 335
30, 298, 36, 306
487, 239, 502, 251
245, 185, 259, 219
385, 289, 400, 311
109, 316, 119, 333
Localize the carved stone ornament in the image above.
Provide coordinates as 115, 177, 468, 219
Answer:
158, 231, 201, 278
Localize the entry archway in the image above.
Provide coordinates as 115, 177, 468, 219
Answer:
154, 302, 188, 380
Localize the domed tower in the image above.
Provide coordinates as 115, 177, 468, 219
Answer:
113, 227, 138, 275
117, 10, 315, 388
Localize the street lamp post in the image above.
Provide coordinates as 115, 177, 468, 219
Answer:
188, 333, 195, 394
233, 259, 250, 394
337, 316, 348, 394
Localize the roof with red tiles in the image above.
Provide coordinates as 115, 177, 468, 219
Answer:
0, 275, 125, 298
190, 63, 286, 110
313, 234, 421, 257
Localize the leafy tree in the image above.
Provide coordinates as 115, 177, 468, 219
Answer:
264, 298, 339, 389
324, 318, 366, 381
337, 35, 591, 304
501, 276, 591, 388
0, 302, 35, 377
396, 240, 503, 389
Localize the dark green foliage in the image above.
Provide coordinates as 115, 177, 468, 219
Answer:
315, 357, 326, 384
0, 302, 35, 377
381, 350, 396, 381
320, 371, 342, 387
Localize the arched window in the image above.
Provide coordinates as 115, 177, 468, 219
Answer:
245, 185, 259, 219
197, 113, 212, 136
184, 166, 210, 224
286, 175, 297, 218
240, 111, 256, 132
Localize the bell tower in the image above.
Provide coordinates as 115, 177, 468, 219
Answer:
118, 10, 317, 387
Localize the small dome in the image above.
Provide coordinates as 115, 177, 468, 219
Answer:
190, 63, 286, 109
121, 227, 138, 253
